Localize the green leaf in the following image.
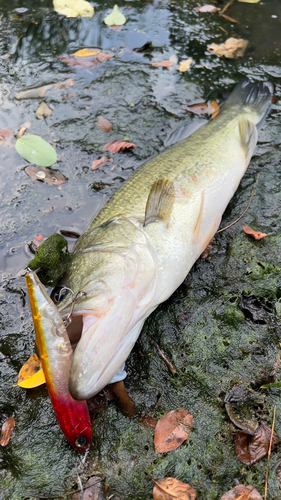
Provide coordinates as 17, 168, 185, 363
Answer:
15, 135, 57, 167
261, 381, 281, 389
104, 5, 126, 26
53, 0, 94, 18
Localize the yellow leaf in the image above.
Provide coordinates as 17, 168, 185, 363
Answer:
179, 58, 193, 72
104, 5, 126, 26
73, 48, 101, 57
17, 354, 46, 388
53, 0, 94, 18
207, 38, 248, 59
238, 0, 260, 3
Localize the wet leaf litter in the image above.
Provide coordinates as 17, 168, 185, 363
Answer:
2, 0, 280, 498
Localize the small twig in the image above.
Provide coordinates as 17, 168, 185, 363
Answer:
220, 0, 235, 16
265, 405, 277, 500
2, 35, 23, 60
216, 174, 260, 234
150, 339, 177, 375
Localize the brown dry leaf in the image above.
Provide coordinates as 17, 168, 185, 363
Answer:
235, 424, 279, 465
15, 79, 75, 99
103, 139, 137, 153
0, 417, 15, 447
55, 78, 76, 90
17, 120, 32, 138
0, 129, 13, 141
91, 157, 113, 169
36, 102, 52, 120
195, 4, 219, 12
221, 14, 239, 23
96, 116, 113, 132
73, 48, 100, 57
243, 224, 267, 240
220, 484, 263, 500
109, 25, 122, 30
110, 380, 136, 416
97, 52, 114, 62
153, 477, 197, 500
154, 408, 193, 454
58, 54, 99, 68
186, 101, 219, 118
139, 414, 158, 429
207, 38, 249, 59
25, 166, 67, 185
178, 58, 193, 72
152, 60, 174, 68
201, 237, 216, 260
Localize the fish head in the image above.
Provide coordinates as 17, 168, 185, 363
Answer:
53, 217, 158, 400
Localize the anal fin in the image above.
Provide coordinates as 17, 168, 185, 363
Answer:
238, 117, 258, 164
144, 179, 175, 228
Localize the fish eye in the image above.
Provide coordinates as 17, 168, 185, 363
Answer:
75, 436, 88, 448
51, 285, 69, 304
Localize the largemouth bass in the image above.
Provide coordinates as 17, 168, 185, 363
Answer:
52, 80, 273, 400
25, 271, 92, 452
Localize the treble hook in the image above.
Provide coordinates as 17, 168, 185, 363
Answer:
63, 290, 85, 327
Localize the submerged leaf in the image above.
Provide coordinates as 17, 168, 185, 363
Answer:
103, 140, 137, 153
152, 60, 174, 68
207, 38, 249, 59
154, 408, 193, 453
220, 485, 263, 500
16, 135, 57, 167
92, 157, 113, 169
97, 52, 114, 62
73, 48, 100, 57
243, 224, 267, 240
153, 478, 196, 500
104, 5, 126, 26
15, 79, 75, 99
36, 102, 52, 120
25, 166, 67, 185
58, 54, 99, 68
0, 129, 13, 141
178, 58, 193, 72
53, 0, 94, 18
195, 5, 219, 12
235, 424, 279, 465
96, 116, 113, 132
0, 417, 15, 447
17, 120, 32, 138
17, 354, 46, 388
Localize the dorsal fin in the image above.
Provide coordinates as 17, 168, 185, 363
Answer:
144, 179, 175, 228
238, 118, 258, 163
192, 190, 205, 243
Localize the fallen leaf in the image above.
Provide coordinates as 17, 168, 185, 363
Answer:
139, 414, 157, 429
104, 5, 126, 26
16, 135, 57, 167
15, 79, 75, 99
96, 116, 113, 132
243, 224, 267, 240
91, 157, 113, 169
53, 0, 94, 18
109, 25, 122, 30
207, 38, 249, 59
201, 237, 216, 259
60, 229, 80, 238
73, 48, 100, 57
97, 52, 114, 62
239, 295, 270, 323
36, 102, 52, 120
238, 0, 260, 3
58, 55, 99, 68
186, 101, 220, 118
152, 60, 174, 68
25, 166, 67, 185
179, 58, 193, 72
0, 129, 13, 141
17, 120, 32, 138
72, 476, 103, 500
153, 478, 196, 500
0, 417, 15, 447
195, 5, 219, 12
235, 424, 279, 465
17, 354, 46, 388
103, 139, 137, 153
221, 14, 239, 23
220, 485, 263, 500
110, 380, 136, 416
154, 408, 193, 454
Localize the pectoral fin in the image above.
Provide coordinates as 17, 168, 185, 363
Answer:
239, 117, 258, 164
192, 190, 205, 243
144, 179, 175, 228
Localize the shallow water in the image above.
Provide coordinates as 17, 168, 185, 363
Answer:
0, 1, 281, 499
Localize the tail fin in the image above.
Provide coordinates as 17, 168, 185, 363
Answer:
224, 79, 273, 126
